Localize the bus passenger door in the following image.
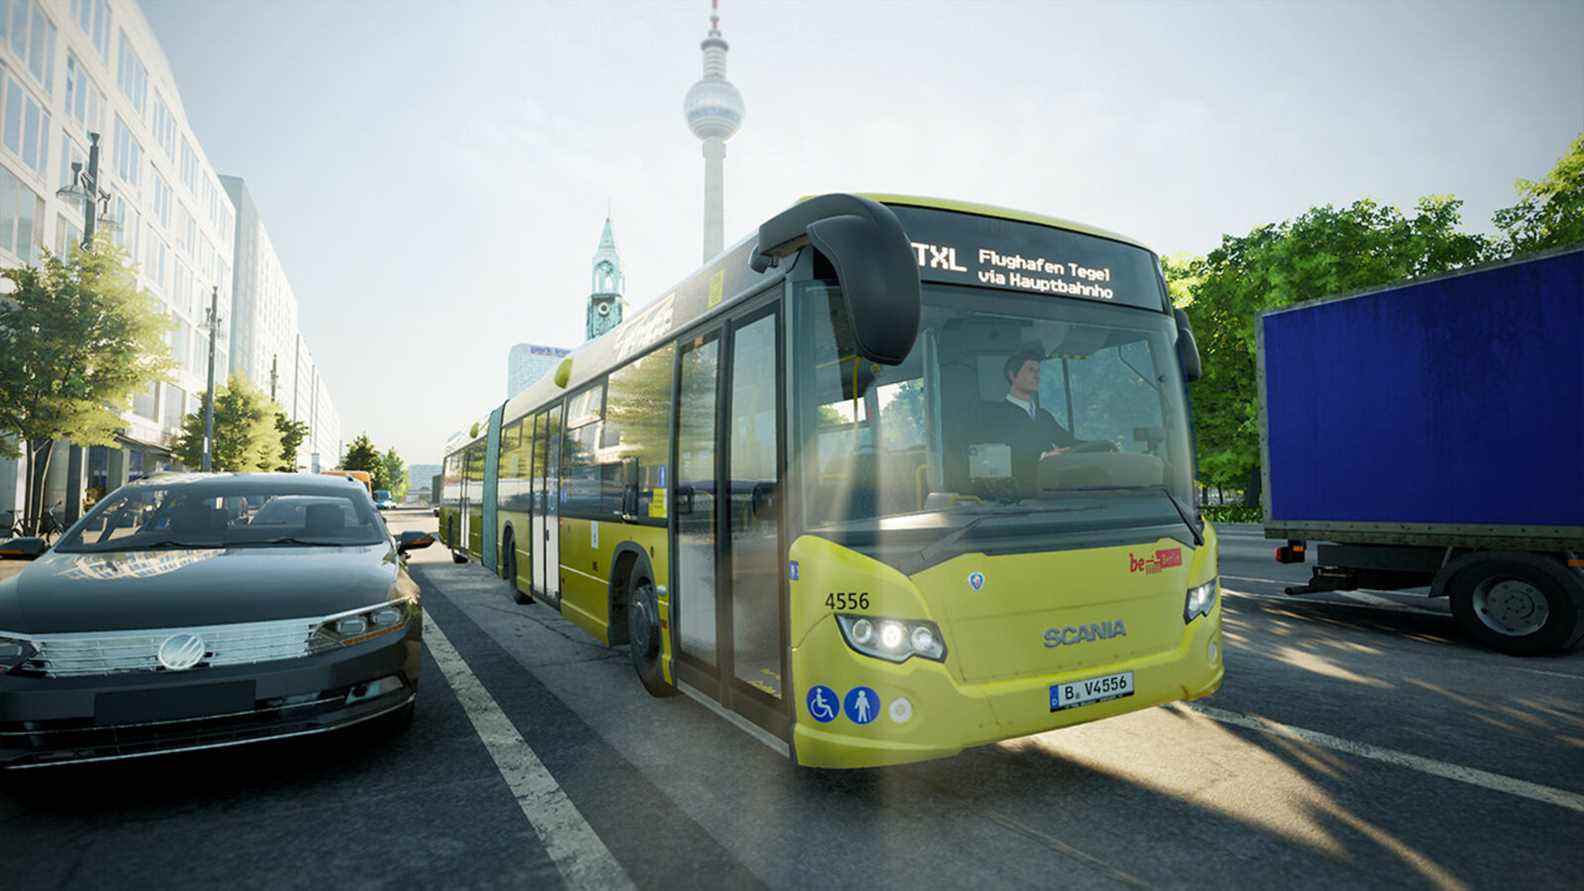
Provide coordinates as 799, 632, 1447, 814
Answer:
670, 306, 787, 742
674, 332, 722, 673
541, 404, 562, 604
530, 411, 545, 595
723, 308, 786, 735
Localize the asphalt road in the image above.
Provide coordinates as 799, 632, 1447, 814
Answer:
3, 513, 1580, 889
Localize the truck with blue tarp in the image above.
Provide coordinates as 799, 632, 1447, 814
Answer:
1256, 246, 1584, 655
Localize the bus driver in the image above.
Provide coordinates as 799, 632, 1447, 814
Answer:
984, 346, 1083, 488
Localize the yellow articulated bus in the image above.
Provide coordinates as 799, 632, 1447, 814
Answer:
438, 194, 1222, 768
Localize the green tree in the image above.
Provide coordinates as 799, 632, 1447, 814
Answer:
0, 241, 173, 533
1170, 196, 1493, 503
377, 447, 408, 499
1493, 131, 1584, 256
342, 434, 380, 474
172, 376, 283, 472
274, 411, 309, 472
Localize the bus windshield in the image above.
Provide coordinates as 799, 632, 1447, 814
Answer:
793, 280, 1195, 543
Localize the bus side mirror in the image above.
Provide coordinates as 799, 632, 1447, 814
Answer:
1173, 308, 1202, 383
752, 194, 921, 366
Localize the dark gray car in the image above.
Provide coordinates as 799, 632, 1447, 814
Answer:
0, 473, 433, 769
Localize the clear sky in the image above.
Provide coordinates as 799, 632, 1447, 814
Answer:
141, 0, 1583, 464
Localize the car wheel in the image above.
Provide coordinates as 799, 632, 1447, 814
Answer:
1447, 554, 1584, 655
627, 572, 677, 697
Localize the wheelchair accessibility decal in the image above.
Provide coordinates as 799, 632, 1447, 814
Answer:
805, 685, 883, 726
806, 685, 839, 723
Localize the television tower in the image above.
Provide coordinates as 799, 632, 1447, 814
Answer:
683, 0, 745, 262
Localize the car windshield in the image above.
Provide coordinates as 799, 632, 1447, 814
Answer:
54, 479, 386, 552
792, 280, 1195, 538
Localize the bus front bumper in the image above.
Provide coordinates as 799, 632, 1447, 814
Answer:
791, 608, 1223, 770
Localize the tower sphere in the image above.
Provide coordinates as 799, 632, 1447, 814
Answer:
684, 75, 744, 140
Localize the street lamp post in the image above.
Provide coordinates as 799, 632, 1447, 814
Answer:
55, 131, 114, 248
201, 285, 221, 472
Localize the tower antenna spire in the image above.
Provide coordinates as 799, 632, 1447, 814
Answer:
684, 0, 745, 261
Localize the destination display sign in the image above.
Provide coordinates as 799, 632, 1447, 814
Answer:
887, 204, 1168, 312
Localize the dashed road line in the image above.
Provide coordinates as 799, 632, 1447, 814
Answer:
1184, 703, 1584, 814
423, 608, 635, 890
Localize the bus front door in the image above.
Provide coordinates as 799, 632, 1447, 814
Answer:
672, 306, 788, 743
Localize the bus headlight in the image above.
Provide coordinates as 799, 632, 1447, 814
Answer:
1184, 578, 1218, 623
836, 615, 946, 663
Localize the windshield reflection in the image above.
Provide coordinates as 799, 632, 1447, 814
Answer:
793, 281, 1194, 536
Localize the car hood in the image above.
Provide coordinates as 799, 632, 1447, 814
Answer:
0, 544, 400, 634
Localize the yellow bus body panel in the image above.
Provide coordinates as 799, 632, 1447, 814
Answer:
789, 523, 1223, 769
555, 517, 671, 653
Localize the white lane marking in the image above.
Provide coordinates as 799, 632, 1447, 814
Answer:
423, 609, 635, 890
677, 680, 791, 759
1185, 703, 1584, 814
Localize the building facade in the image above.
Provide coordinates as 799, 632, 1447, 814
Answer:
223, 174, 340, 470
1, 0, 239, 522
507, 343, 571, 399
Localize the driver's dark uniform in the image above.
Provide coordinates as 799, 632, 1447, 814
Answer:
981, 398, 1080, 489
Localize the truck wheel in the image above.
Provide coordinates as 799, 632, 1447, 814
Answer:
1446, 555, 1584, 656
627, 572, 677, 698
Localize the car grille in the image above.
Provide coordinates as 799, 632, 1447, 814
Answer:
21, 618, 336, 678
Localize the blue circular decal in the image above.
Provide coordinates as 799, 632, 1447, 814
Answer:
844, 686, 881, 725
805, 685, 839, 723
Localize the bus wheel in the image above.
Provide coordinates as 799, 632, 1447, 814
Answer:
627, 573, 676, 697
506, 534, 533, 605
1447, 553, 1584, 656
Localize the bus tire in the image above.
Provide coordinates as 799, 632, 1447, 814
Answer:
1445, 552, 1584, 656
449, 519, 467, 564
627, 571, 676, 698
505, 530, 533, 604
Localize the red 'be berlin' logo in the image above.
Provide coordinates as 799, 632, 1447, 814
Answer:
1129, 548, 1183, 574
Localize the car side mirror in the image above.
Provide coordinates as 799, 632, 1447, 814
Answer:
1173, 308, 1202, 383
397, 531, 434, 553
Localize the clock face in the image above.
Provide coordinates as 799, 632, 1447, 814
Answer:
598, 303, 610, 316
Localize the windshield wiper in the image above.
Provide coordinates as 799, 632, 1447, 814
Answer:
78, 537, 224, 552
1158, 486, 1204, 547
232, 536, 360, 548
1032, 485, 1204, 546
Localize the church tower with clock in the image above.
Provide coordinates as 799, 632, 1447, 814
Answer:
585, 216, 626, 341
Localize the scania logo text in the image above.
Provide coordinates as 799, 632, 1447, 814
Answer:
157, 633, 207, 671
1043, 620, 1127, 648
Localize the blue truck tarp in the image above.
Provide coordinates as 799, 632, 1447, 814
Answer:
1258, 247, 1584, 539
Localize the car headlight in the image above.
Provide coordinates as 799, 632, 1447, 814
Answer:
836, 615, 946, 663
0, 635, 37, 674
1184, 578, 1218, 623
312, 600, 417, 651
